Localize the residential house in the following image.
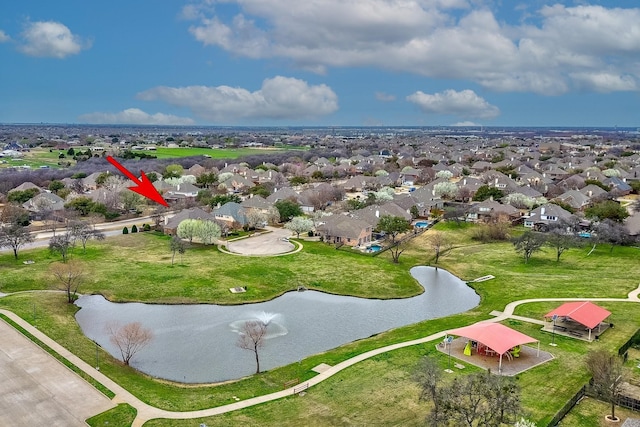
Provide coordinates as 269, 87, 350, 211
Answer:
22, 192, 65, 219
524, 204, 574, 230
163, 207, 215, 235
166, 183, 200, 199
316, 215, 372, 247
579, 184, 607, 199
211, 202, 248, 228
8, 181, 42, 193
240, 195, 273, 213
466, 199, 520, 223
351, 202, 411, 229
554, 190, 590, 211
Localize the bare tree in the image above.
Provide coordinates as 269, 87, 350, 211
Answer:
586, 350, 625, 422
512, 231, 545, 264
236, 320, 268, 374
425, 372, 521, 427
0, 224, 35, 260
413, 357, 443, 425
70, 220, 105, 253
428, 231, 451, 264
51, 260, 84, 303
169, 235, 186, 265
49, 232, 75, 262
107, 322, 154, 366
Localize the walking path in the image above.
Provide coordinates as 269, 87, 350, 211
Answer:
1, 283, 639, 426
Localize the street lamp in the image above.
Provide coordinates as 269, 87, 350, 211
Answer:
93, 340, 101, 370
550, 314, 558, 347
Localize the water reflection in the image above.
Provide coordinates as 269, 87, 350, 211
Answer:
75, 266, 478, 383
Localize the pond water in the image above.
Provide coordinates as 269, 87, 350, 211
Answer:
74, 266, 479, 383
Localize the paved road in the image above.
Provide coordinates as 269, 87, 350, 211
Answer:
0, 318, 115, 426
226, 227, 296, 255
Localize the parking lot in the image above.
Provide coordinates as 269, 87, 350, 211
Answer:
0, 319, 114, 426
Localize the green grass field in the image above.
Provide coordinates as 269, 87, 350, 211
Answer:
1, 223, 639, 426
0, 145, 305, 169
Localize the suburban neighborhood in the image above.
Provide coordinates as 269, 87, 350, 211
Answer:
1, 124, 640, 426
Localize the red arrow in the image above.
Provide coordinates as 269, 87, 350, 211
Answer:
106, 156, 168, 207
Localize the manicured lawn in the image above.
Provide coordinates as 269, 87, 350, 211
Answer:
1, 223, 639, 426
152, 146, 302, 159
86, 404, 137, 427
0, 232, 424, 303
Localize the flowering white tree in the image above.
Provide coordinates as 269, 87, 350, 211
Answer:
164, 175, 197, 186
433, 181, 458, 199
177, 219, 198, 243
435, 170, 453, 180
602, 168, 621, 177
246, 209, 267, 229
196, 220, 221, 245
374, 186, 395, 202
218, 172, 234, 183
285, 216, 314, 238
374, 169, 389, 177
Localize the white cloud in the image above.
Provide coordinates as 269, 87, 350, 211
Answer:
137, 76, 338, 122
78, 108, 195, 125
185, 1, 640, 95
451, 121, 478, 126
375, 92, 396, 102
569, 72, 637, 93
19, 21, 89, 58
407, 89, 500, 119
0, 30, 10, 43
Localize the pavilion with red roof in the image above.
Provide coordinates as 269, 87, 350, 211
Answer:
446, 322, 541, 374
544, 301, 611, 341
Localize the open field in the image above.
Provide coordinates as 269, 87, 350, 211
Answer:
1, 223, 639, 425
151, 146, 304, 159
0, 146, 305, 169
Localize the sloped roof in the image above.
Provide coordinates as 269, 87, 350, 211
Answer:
545, 301, 611, 330
447, 323, 538, 355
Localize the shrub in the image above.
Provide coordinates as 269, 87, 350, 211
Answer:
143, 224, 151, 232
122, 227, 129, 235
131, 225, 138, 233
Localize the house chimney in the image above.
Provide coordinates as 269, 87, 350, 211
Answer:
463, 179, 467, 185
588, 190, 592, 197
375, 210, 379, 218
541, 207, 546, 215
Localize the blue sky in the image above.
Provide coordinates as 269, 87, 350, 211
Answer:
1, 0, 639, 127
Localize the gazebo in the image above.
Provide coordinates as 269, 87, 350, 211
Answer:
447, 322, 540, 373
544, 301, 611, 341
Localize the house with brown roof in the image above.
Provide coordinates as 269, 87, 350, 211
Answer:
316, 215, 372, 247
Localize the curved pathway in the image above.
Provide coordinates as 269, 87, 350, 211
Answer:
1, 283, 639, 426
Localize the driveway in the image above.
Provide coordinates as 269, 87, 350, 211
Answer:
0, 319, 114, 426
226, 227, 295, 255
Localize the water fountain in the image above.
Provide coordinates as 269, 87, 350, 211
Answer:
75, 266, 479, 383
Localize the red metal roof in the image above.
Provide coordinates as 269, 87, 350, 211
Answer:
447, 322, 538, 355
545, 301, 611, 330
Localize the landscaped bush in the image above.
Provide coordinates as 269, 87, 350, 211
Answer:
122, 227, 129, 234
143, 224, 151, 232
131, 225, 138, 233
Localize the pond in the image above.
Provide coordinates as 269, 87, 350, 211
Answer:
74, 266, 479, 383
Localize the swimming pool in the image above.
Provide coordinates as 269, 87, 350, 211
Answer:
415, 221, 430, 228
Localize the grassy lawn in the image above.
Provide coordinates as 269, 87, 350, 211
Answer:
151, 146, 303, 159
1, 223, 639, 426
86, 403, 137, 427
0, 232, 423, 303
558, 397, 640, 426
